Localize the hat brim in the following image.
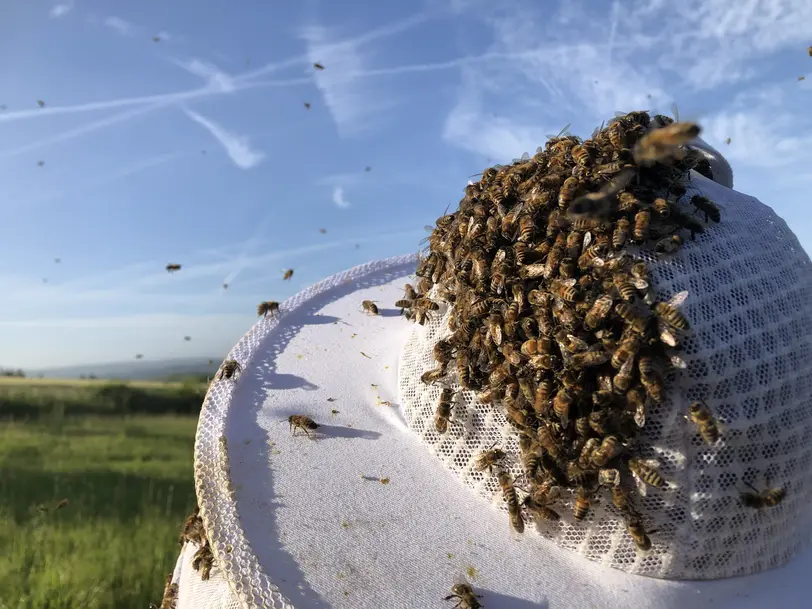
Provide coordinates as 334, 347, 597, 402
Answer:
195, 255, 811, 609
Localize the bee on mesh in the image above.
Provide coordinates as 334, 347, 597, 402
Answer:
218, 359, 242, 380
288, 415, 319, 437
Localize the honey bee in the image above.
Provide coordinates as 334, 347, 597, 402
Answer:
628, 457, 666, 493
614, 302, 650, 334
288, 415, 319, 436
584, 294, 613, 330
592, 435, 623, 467
599, 467, 621, 487
421, 367, 446, 385
486, 311, 504, 346
474, 443, 506, 473
654, 290, 690, 330
638, 355, 664, 403
552, 388, 574, 426
433, 339, 455, 366
652, 197, 671, 217
655, 234, 684, 255
671, 208, 706, 239
612, 218, 631, 249
165, 263, 182, 272
444, 582, 483, 609
569, 348, 610, 369
578, 244, 606, 271
633, 121, 701, 164
257, 301, 280, 317
550, 278, 580, 302
740, 482, 786, 509
403, 283, 419, 300
617, 191, 641, 213
533, 379, 553, 414
612, 273, 637, 302
633, 210, 650, 241
468, 297, 491, 318
626, 386, 647, 427
435, 387, 454, 434
523, 494, 561, 522
573, 487, 591, 520
218, 360, 242, 380
313, 62, 325, 70
626, 516, 656, 551
691, 195, 721, 223
611, 485, 637, 516
497, 470, 525, 533
544, 245, 565, 279
282, 269, 294, 280
571, 144, 593, 167
558, 176, 580, 209
686, 401, 723, 444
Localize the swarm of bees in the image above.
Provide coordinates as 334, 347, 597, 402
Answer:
396, 109, 760, 552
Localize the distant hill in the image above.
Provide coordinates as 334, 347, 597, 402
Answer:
25, 358, 221, 381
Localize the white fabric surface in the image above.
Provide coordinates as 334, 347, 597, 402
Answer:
189, 245, 812, 608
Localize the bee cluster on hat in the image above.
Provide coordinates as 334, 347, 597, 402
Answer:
395, 110, 779, 553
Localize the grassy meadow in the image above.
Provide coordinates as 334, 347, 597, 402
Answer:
0, 377, 207, 609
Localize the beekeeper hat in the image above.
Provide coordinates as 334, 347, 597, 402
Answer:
174, 144, 811, 609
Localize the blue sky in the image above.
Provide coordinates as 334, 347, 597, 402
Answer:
0, 0, 810, 369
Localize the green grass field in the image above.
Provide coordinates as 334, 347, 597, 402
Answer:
0, 378, 204, 608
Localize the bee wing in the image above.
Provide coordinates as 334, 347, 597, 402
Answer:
560, 278, 578, 287
591, 257, 606, 268
668, 352, 687, 370
668, 290, 689, 308
583, 231, 593, 249
566, 333, 589, 351
521, 152, 530, 161
632, 277, 649, 290
658, 320, 679, 347
631, 470, 648, 497
634, 401, 646, 428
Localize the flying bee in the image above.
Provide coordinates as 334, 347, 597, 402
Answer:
313, 62, 325, 70
633, 121, 701, 164
573, 487, 591, 520
626, 516, 656, 551
584, 294, 614, 330
687, 401, 723, 444
288, 415, 319, 436
613, 218, 631, 249
691, 195, 721, 223
628, 457, 666, 495
740, 482, 786, 509
655, 234, 684, 255
592, 435, 623, 467
435, 387, 454, 434
257, 301, 280, 318
444, 582, 483, 609
402, 283, 419, 301
218, 360, 242, 380
421, 367, 446, 385
361, 300, 380, 315
395, 298, 414, 311
474, 443, 506, 474
282, 269, 294, 280
633, 210, 650, 242
497, 470, 525, 533
567, 169, 634, 219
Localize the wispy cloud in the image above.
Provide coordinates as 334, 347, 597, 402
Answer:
181, 107, 265, 169
332, 186, 351, 209
48, 2, 73, 18
103, 16, 135, 37
300, 25, 401, 137
172, 59, 235, 92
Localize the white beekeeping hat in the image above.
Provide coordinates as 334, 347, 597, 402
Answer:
164, 116, 811, 609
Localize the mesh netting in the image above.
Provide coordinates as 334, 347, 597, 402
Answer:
398, 173, 812, 580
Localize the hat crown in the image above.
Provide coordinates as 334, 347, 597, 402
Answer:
399, 175, 812, 580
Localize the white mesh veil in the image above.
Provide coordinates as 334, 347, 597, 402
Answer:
398, 173, 812, 580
